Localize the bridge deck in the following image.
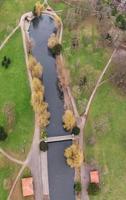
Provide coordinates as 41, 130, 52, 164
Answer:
45, 134, 74, 143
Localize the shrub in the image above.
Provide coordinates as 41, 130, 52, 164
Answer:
41, 129, 48, 140
88, 183, 100, 195
64, 144, 84, 168
116, 14, 126, 30
50, 44, 62, 56
72, 126, 80, 135
63, 110, 76, 131
37, 109, 50, 128
28, 55, 37, 69
39, 141, 48, 151
1, 56, 11, 68
74, 181, 82, 194
0, 126, 7, 141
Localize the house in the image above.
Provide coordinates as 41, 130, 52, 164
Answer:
22, 177, 34, 197
90, 170, 100, 184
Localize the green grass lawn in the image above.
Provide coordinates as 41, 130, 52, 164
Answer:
0, 154, 20, 200
85, 82, 126, 200
0, 29, 34, 159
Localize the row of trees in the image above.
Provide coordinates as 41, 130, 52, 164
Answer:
28, 55, 50, 129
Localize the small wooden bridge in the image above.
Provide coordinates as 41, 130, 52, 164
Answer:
44, 134, 75, 143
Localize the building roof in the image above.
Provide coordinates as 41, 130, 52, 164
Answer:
90, 170, 100, 184
22, 177, 34, 197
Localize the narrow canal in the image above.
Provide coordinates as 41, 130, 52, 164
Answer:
29, 15, 75, 200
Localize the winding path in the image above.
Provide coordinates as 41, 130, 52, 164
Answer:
0, 148, 24, 165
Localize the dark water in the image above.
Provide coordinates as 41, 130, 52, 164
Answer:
29, 15, 75, 200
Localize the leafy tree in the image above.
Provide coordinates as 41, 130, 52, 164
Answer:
72, 126, 80, 135
50, 44, 62, 56
31, 91, 44, 111
0, 126, 7, 141
116, 14, 126, 30
64, 144, 84, 168
40, 141, 48, 151
63, 110, 76, 131
74, 181, 82, 194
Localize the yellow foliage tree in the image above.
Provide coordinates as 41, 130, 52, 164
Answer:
28, 55, 37, 70
31, 90, 44, 111
32, 78, 43, 92
64, 144, 84, 168
38, 109, 50, 128
34, 1, 44, 17
48, 33, 58, 49
63, 110, 76, 131
31, 63, 43, 78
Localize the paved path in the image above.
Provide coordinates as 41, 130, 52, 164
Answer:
0, 25, 19, 51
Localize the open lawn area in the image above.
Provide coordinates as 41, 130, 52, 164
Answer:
85, 82, 126, 199
0, 154, 20, 200
63, 16, 111, 114
0, 29, 34, 159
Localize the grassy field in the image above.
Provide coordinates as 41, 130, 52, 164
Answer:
0, 154, 20, 200
0, 30, 34, 159
63, 16, 111, 114
85, 82, 126, 199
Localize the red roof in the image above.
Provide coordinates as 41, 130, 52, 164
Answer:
22, 177, 34, 197
90, 170, 100, 184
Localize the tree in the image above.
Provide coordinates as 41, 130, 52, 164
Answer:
74, 181, 82, 194
50, 44, 62, 56
37, 109, 50, 128
64, 144, 84, 168
72, 126, 80, 135
28, 55, 37, 70
31, 91, 44, 111
33, 1, 44, 17
0, 126, 7, 141
63, 110, 76, 131
48, 33, 58, 49
39, 141, 48, 151
31, 63, 43, 78
32, 78, 43, 92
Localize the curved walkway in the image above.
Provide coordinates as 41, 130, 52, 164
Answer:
0, 148, 24, 165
